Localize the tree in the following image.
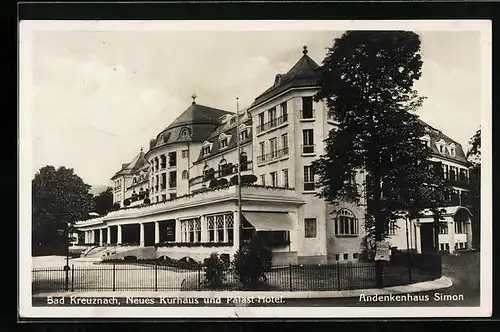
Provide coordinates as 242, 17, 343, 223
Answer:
467, 128, 481, 249
93, 187, 114, 216
32, 166, 94, 256
312, 31, 452, 286
202, 253, 227, 288
233, 235, 273, 290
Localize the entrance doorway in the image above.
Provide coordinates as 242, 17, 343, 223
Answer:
420, 223, 435, 253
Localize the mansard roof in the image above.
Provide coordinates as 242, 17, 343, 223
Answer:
111, 149, 149, 180
147, 101, 232, 152
250, 46, 321, 109
419, 119, 468, 164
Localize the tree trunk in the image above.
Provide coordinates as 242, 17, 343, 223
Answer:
371, 173, 385, 288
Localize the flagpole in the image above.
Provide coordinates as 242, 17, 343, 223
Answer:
236, 97, 242, 247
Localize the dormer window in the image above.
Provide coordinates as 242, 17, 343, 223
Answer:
180, 127, 191, 139
436, 139, 446, 154
239, 124, 249, 141
219, 133, 231, 149
202, 141, 213, 156
448, 143, 456, 157
420, 134, 431, 147
274, 74, 282, 86
230, 116, 236, 125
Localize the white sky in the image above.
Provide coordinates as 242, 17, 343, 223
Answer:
27, 27, 483, 187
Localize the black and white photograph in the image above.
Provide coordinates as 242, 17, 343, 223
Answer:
18, 20, 492, 318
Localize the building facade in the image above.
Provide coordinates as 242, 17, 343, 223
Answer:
75, 46, 473, 264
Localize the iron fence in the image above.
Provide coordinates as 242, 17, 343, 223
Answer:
32, 253, 441, 294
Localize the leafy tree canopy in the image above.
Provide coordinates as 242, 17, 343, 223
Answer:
32, 165, 94, 255
312, 31, 452, 244
467, 128, 481, 167
93, 187, 114, 216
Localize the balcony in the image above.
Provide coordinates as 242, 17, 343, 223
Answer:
300, 109, 315, 121
301, 144, 315, 155
256, 114, 288, 135
257, 147, 289, 165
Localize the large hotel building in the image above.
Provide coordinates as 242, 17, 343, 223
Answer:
75, 46, 473, 264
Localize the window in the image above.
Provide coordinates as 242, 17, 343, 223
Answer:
455, 221, 465, 234
450, 147, 456, 157
161, 194, 167, 202
226, 214, 234, 244
182, 150, 189, 159
259, 142, 265, 158
302, 129, 315, 154
301, 97, 314, 119
303, 166, 314, 191
460, 191, 470, 205
389, 221, 397, 235
216, 215, 225, 242
180, 128, 190, 138
270, 172, 278, 187
239, 125, 249, 141
335, 209, 359, 236
442, 164, 449, 179
268, 107, 277, 127
260, 174, 266, 186
258, 113, 265, 131
169, 171, 177, 188
280, 101, 288, 121
168, 151, 177, 167
207, 216, 215, 242
438, 223, 448, 234
281, 133, 289, 154
220, 139, 228, 148
353, 253, 358, 259
282, 169, 289, 188
188, 219, 195, 243
449, 166, 457, 181
343, 253, 349, 260
202, 146, 211, 156
181, 170, 188, 179
195, 219, 201, 242
304, 218, 317, 238
270, 137, 278, 158
439, 145, 444, 153
335, 254, 340, 261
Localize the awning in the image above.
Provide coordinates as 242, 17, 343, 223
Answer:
242, 212, 293, 231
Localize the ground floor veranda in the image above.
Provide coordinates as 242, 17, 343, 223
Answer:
74, 185, 303, 263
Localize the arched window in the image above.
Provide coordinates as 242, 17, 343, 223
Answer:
334, 209, 359, 236
180, 127, 191, 138
182, 170, 189, 180
218, 158, 227, 175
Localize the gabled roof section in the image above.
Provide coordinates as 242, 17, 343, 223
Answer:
111, 149, 149, 180
250, 46, 321, 109
418, 119, 468, 164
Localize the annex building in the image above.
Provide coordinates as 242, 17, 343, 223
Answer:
74, 46, 473, 265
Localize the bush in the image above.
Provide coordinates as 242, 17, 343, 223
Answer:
112, 203, 120, 211
233, 235, 273, 289
144, 198, 151, 204
202, 253, 227, 288
230, 174, 258, 185
123, 199, 131, 206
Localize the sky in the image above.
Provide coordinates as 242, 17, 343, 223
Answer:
27, 27, 483, 187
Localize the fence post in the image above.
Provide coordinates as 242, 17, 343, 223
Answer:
64, 265, 69, 291
112, 263, 116, 291
408, 252, 413, 283
197, 265, 201, 291
155, 261, 158, 292
71, 264, 74, 292
288, 263, 292, 291
336, 261, 341, 290
347, 261, 352, 290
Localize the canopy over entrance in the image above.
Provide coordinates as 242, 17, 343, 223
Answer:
242, 212, 293, 231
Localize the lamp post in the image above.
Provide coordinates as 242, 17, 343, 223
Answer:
57, 221, 71, 291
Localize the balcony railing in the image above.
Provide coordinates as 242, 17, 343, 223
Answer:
189, 162, 254, 186
302, 144, 315, 154
257, 147, 289, 165
256, 114, 288, 134
300, 109, 315, 120
303, 182, 315, 191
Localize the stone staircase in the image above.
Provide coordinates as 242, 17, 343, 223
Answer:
84, 246, 108, 258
